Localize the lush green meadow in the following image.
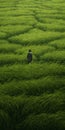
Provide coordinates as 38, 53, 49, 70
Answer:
0, 0, 65, 129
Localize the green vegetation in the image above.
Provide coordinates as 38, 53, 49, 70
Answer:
0, 0, 65, 130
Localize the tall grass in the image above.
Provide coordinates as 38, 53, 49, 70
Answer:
0, 0, 65, 129
0, 32, 7, 38
0, 92, 65, 130
0, 76, 65, 96
41, 50, 65, 63
0, 43, 21, 53
49, 38, 65, 49
36, 22, 65, 32
0, 25, 32, 36
19, 111, 65, 130
0, 16, 37, 26
0, 63, 65, 83
9, 29, 63, 45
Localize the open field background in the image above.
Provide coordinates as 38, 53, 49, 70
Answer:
0, 0, 65, 129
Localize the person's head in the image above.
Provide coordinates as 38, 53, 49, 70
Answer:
29, 49, 32, 52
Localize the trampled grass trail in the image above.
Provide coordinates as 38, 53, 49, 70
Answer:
0, 0, 65, 130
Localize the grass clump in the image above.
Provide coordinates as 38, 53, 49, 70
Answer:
49, 38, 65, 49
0, 63, 65, 83
18, 112, 65, 130
0, 76, 65, 96
0, 25, 32, 36
0, 110, 10, 130
41, 50, 65, 63
9, 29, 63, 45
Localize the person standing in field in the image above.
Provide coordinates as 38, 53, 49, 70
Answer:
27, 49, 32, 63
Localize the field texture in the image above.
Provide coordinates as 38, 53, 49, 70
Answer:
0, 0, 65, 129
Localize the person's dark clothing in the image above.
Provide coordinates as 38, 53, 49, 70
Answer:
27, 51, 32, 63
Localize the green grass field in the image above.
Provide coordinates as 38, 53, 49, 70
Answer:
0, 0, 65, 129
